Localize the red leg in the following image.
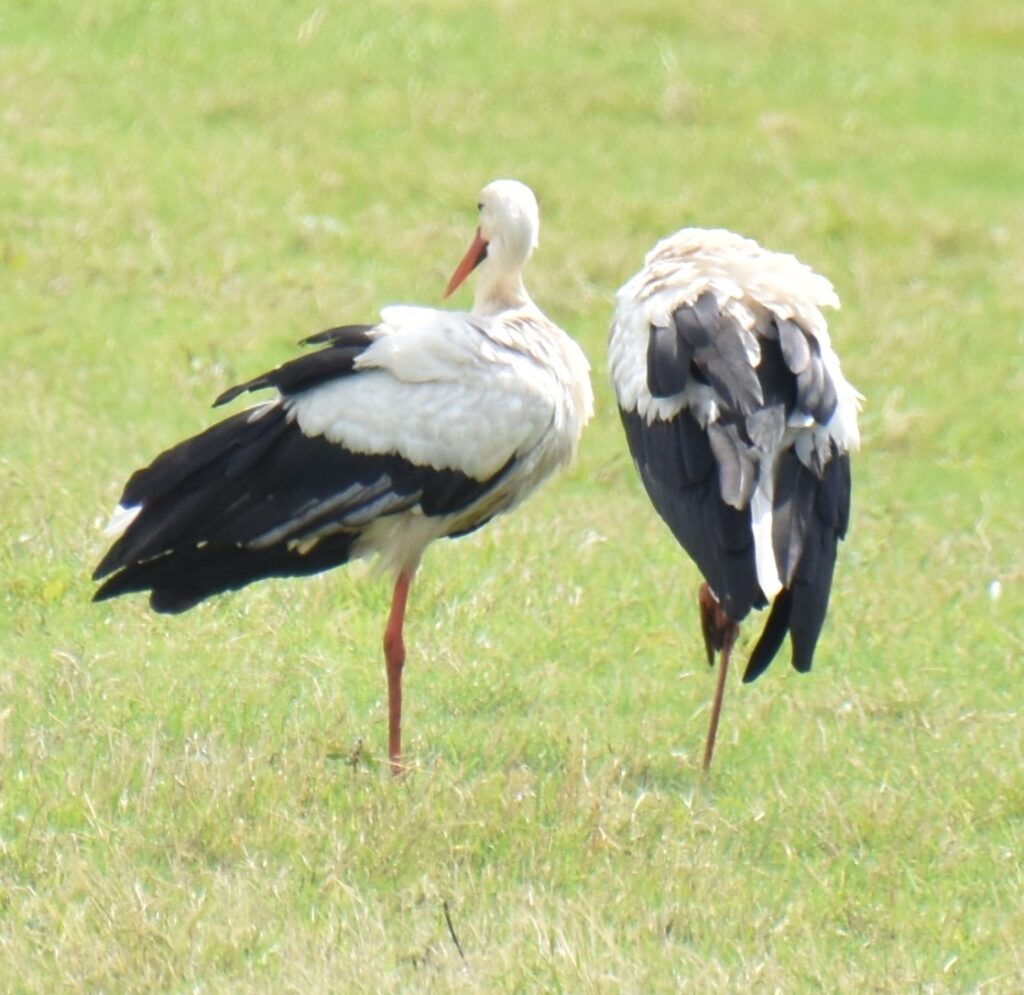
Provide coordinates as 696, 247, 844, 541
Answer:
702, 622, 737, 772
383, 569, 412, 775
698, 583, 740, 773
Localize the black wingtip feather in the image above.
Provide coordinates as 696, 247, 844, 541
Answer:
742, 590, 792, 682
94, 389, 516, 613
300, 323, 375, 347
213, 382, 255, 407
213, 325, 376, 408
94, 532, 361, 614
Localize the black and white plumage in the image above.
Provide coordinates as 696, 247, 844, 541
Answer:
93, 179, 594, 772
608, 227, 861, 770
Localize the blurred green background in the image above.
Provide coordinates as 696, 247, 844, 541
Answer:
2, 1, 1023, 990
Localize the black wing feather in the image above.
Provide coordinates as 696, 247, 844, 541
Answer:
777, 319, 811, 374
214, 324, 375, 406
745, 336, 790, 454
300, 323, 376, 347
98, 532, 361, 614
94, 400, 511, 613
779, 449, 850, 673
707, 421, 757, 509
743, 589, 792, 683
620, 408, 764, 622
647, 323, 694, 398
625, 299, 851, 680
770, 448, 818, 588
673, 293, 763, 415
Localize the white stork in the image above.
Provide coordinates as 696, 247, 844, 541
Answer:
608, 227, 861, 770
93, 179, 594, 773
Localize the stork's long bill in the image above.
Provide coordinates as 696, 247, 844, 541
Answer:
444, 230, 489, 298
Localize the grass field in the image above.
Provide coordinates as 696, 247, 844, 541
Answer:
3, 0, 1024, 990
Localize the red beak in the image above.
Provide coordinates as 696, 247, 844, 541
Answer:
444, 230, 489, 299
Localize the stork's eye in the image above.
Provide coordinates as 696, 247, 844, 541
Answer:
476, 202, 483, 211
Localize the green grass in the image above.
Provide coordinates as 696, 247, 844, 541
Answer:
3, 0, 1024, 989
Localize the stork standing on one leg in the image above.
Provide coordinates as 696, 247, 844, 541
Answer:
608, 227, 861, 770
93, 179, 594, 773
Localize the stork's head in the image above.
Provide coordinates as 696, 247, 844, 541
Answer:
445, 179, 540, 313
